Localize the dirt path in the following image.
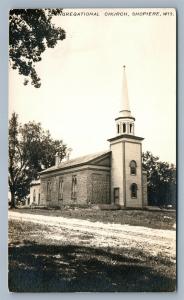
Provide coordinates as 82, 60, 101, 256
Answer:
9, 211, 176, 262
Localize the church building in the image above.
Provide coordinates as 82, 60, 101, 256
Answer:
39, 67, 147, 208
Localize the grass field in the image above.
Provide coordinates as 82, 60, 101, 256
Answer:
14, 207, 176, 230
8, 208, 176, 292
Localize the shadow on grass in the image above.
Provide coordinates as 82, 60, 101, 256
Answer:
9, 241, 175, 292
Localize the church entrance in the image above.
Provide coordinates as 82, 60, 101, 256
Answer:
113, 188, 119, 204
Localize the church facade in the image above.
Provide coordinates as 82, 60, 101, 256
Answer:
39, 67, 147, 208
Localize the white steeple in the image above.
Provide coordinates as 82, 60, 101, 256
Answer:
121, 66, 130, 112
119, 65, 132, 117
115, 66, 135, 135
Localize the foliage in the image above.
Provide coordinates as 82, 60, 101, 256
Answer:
9, 9, 65, 87
9, 113, 67, 207
142, 151, 176, 207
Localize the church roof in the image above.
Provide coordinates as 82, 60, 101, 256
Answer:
40, 150, 111, 175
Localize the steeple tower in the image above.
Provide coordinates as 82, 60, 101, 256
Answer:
108, 66, 147, 208
115, 66, 135, 135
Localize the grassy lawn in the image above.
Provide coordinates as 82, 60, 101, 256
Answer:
9, 217, 176, 292
14, 207, 176, 230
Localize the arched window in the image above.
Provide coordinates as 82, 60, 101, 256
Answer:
123, 123, 126, 133
131, 183, 138, 198
130, 160, 137, 175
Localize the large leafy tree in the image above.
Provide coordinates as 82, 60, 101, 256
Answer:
9, 9, 65, 87
9, 113, 67, 208
142, 151, 176, 207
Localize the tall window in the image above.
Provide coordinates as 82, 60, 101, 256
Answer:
130, 160, 137, 175
47, 181, 52, 201
130, 124, 132, 133
123, 123, 126, 133
131, 183, 138, 198
33, 189, 36, 202
117, 124, 120, 134
58, 177, 64, 200
71, 175, 77, 199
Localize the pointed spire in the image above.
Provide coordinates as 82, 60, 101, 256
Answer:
120, 66, 131, 117
122, 65, 130, 111
115, 66, 135, 136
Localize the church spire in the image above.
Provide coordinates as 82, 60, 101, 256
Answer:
115, 66, 135, 135
120, 65, 131, 118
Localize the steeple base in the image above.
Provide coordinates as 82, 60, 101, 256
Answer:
108, 134, 145, 208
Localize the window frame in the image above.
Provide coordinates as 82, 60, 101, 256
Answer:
33, 189, 36, 203
130, 160, 137, 175
113, 187, 120, 204
117, 123, 120, 134
58, 177, 64, 200
71, 175, 77, 200
47, 181, 52, 201
130, 123, 132, 133
130, 183, 138, 198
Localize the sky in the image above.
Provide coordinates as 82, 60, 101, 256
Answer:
9, 8, 176, 163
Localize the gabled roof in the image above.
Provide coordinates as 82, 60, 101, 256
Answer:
40, 150, 111, 175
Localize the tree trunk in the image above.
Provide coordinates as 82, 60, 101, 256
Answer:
9, 190, 16, 209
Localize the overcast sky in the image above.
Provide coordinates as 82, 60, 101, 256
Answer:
9, 8, 176, 163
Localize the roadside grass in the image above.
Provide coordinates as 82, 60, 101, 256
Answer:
8, 220, 176, 292
13, 207, 176, 230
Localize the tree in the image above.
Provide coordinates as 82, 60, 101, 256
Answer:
9, 113, 19, 208
142, 151, 176, 207
8, 113, 67, 208
9, 9, 65, 87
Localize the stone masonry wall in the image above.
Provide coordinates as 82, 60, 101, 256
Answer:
87, 170, 110, 204
40, 167, 111, 207
40, 169, 89, 207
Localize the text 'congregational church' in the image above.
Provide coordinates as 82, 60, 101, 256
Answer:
38, 67, 147, 208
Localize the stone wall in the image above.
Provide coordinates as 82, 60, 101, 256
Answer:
40, 166, 110, 207
87, 170, 110, 204
40, 169, 88, 207
40, 154, 146, 209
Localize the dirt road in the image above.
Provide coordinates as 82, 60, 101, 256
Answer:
9, 210, 176, 262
